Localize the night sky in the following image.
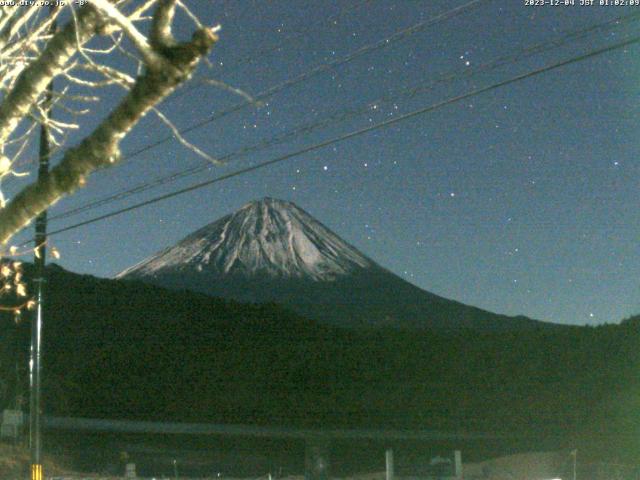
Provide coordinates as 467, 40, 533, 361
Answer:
8, 0, 640, 326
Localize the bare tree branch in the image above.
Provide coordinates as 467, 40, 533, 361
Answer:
0, 16, 219, 244
88, 0, 163, 67
152, 107, 221, 165
150, 0, 177, 49
0, 4, 102, 147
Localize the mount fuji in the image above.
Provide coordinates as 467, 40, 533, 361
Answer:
118, 198, 550, 331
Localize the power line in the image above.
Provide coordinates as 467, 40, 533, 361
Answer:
214, 0, 375, 76
18, 0, 484, 174
72, 0, 490, 171
12, 0, 379, 178
44, 34, 640, 239
164, 0, 374, 104
41, 1, 495, 222
48, 10, 640, 222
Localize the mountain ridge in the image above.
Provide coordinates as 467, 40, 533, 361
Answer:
118, 197, 374, 281
118, 197, 554, 331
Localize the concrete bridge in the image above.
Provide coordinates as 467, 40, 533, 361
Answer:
43, 416, 516, 480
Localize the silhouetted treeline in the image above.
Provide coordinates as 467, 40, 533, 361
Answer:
1, 264, 639, 461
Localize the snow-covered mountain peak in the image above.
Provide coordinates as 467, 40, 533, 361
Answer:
118, 198, 375, 281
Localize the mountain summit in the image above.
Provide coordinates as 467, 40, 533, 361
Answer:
119, 198, 551, 331
118, 197, 373, 281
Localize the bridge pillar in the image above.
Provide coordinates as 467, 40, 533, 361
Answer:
385, 448, 394, 480
305, 437, 330, 480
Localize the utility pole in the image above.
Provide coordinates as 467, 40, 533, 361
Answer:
30, 9, 55, 480
29, 91, 50, 480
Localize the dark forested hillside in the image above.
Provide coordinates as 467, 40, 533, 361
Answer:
1, 264, 639, 460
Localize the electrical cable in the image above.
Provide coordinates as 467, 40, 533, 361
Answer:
60, 0, 490, 170
48, 10, 640, 222
164, 0, 375, 105
43, 33, 640, 239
